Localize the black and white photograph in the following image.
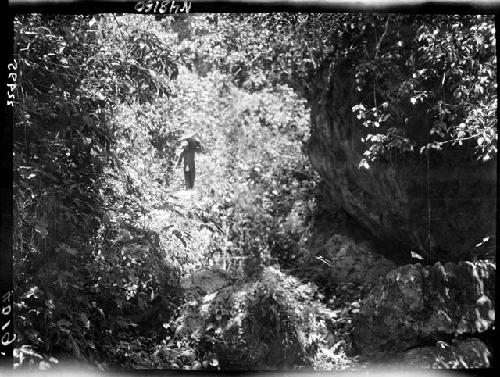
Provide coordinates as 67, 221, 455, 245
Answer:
3, 0, 497, 374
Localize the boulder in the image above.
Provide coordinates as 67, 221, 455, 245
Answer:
353, 260, 495, 356
173, 267, 340, 370
310, 234, 396, 289
403, 338, 492, 368
307, 60, 497, 262
180, 268, 232, 295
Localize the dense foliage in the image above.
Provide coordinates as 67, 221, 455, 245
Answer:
13, 14, 180, 368
13, 12, 495, 371
13, 13, 318, 369
177, 14, 496, 165
348, 15, 497, 166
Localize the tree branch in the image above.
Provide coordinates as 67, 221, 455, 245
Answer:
374, 17, 390, 60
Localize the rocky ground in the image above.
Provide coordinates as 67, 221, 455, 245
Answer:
143, 195, 496, 370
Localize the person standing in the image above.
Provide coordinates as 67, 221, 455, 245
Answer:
176, 134, 203, 190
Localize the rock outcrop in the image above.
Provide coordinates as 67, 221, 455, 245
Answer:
353, 260, 495, 357
307, 60, 497, 262
403, 338, 492, 368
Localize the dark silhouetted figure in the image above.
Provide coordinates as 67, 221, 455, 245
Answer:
176, 137, 203, 190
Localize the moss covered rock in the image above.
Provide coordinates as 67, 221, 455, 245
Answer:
172, 267, 349, 370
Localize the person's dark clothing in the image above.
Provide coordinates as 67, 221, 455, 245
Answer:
176, 140, 202, 190
184, 168, 195, 189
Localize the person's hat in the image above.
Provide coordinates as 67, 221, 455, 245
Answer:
179, 131, 199, 141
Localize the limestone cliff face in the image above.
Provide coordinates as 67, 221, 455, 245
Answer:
307, 60, 496, 262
